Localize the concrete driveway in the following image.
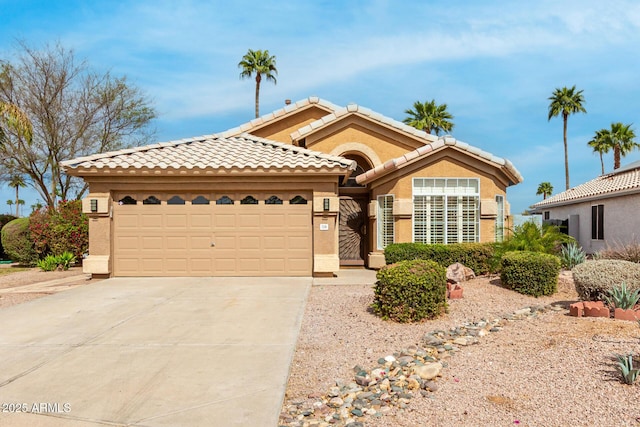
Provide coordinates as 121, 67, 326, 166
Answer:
0, 277, 311, 427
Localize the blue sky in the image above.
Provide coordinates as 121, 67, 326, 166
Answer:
2, 0, 640, 215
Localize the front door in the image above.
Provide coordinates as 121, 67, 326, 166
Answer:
339, 196, 368, 266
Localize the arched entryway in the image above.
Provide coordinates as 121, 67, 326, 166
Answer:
338, 153, 372, 266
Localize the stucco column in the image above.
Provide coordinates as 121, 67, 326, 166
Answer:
81, 193, 112, 276
312, 194, 340, 276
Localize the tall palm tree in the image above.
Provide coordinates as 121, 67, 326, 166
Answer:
588, 129, 611, 175
8, 174, 26, 217
403, 99, 454, 136
6, 199, 13, 214
548, 85, 587, 190
238, 49, 278, 118
0, 101, 32, 145
536, 182, 554, 200
608, 122, 638, 170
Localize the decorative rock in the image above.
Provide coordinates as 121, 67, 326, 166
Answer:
413, 362, 443, 380
327, 397, 343, 408
453, 337, 468, 346
446, 262, 476, 283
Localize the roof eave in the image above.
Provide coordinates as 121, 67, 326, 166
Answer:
531, 186, 640, 211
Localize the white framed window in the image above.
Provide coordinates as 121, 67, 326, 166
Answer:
377, 195, 394, 249
413, 178, 480, 244
495, 195, 504, 242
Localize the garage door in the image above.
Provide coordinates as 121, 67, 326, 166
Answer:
112, 192, 312, 276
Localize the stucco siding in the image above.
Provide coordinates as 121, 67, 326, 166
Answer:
542, 193, 640, 253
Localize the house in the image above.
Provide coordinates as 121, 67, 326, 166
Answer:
62, 97, 523, 277
530, 160, 640, 254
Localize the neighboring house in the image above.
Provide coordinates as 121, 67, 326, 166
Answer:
62, 97, 522, 278
530, 160, 640, 254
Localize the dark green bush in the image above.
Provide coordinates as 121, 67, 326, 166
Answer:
500, 251, 560, 297
372, 259, 447, 323
384, 242, 495, 275
0, 217, 37, 265
0, 214, 17, 260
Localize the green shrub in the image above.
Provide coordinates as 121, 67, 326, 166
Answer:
573, 260, 640, 301
30, 200, 88, 261
560, 242, 586, 269
37, 255, 59, 271
498, 222, 573, 255
595, 242, 640, 263
0, 214, 17, 260
604, 283, 640, 310
384, 242, 495, 275
500, 251, 561, 297
36, 251, 77, 272
372, 259, 447, 323
0, 218, 37, 265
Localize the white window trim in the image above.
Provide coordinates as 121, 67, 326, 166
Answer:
412, 178, 480, 244
377, 194, 394, 250
495, 194, 504, 242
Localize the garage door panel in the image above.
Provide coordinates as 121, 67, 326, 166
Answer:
141, 236, 163, 250
113, 191, 311, 276
140, 214, 163, 228
166, 214, 188, 228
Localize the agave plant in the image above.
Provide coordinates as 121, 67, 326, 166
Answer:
57, 251, 76, 270
614, 353, 640, 385
560, 242, 586, 269
604, 282, 640, 310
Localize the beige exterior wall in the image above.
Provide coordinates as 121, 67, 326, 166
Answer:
251, 106, 332, 143
304, 117, 424, 164
541, 192, 640, 254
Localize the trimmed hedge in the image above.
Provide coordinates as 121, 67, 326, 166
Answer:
384, 242, 495, 275
572, 259, 640, 301
372, 259, 447, 323
0, 214, 17, 260
1, 218, 37, 265
500, 251, 561, 297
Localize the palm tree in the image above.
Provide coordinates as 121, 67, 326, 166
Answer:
403, 99, 454, 136
8, 174, 26, 217
0, 101, 32, 145
238, 49, 278, 118
608, 122, 638, 170
588, 129, 611, 175
548, 85, 587, 190
536, 182, 554, 200
6, 199, 13, 214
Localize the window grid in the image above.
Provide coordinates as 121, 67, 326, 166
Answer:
413, 178, 479, 244
377, 195, 394, 249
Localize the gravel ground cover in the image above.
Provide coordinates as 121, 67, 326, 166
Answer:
282, 272, 640, 426
0, 265, 86, 308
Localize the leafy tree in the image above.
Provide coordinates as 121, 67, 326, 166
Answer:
238, 49, 278, 118
536, 182, 554, 200
548, 85, 587, 190
0, 41, 156, 207
403, 99, 454, 136
588, 129, 611, 175
8, 174, 26, 217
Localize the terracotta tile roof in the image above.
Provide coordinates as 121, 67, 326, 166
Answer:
531, 161, 640, 208
356, 136, 523, 186
62, 133, 357, 174
290, 103, 439, 144
219, 97, 341, 138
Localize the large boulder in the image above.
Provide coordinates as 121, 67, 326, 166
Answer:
446, 262, 475, 283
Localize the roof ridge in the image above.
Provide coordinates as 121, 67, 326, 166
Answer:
356, 135, 523, 186
219, 96, 342, 138
290, 103, 441, 144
